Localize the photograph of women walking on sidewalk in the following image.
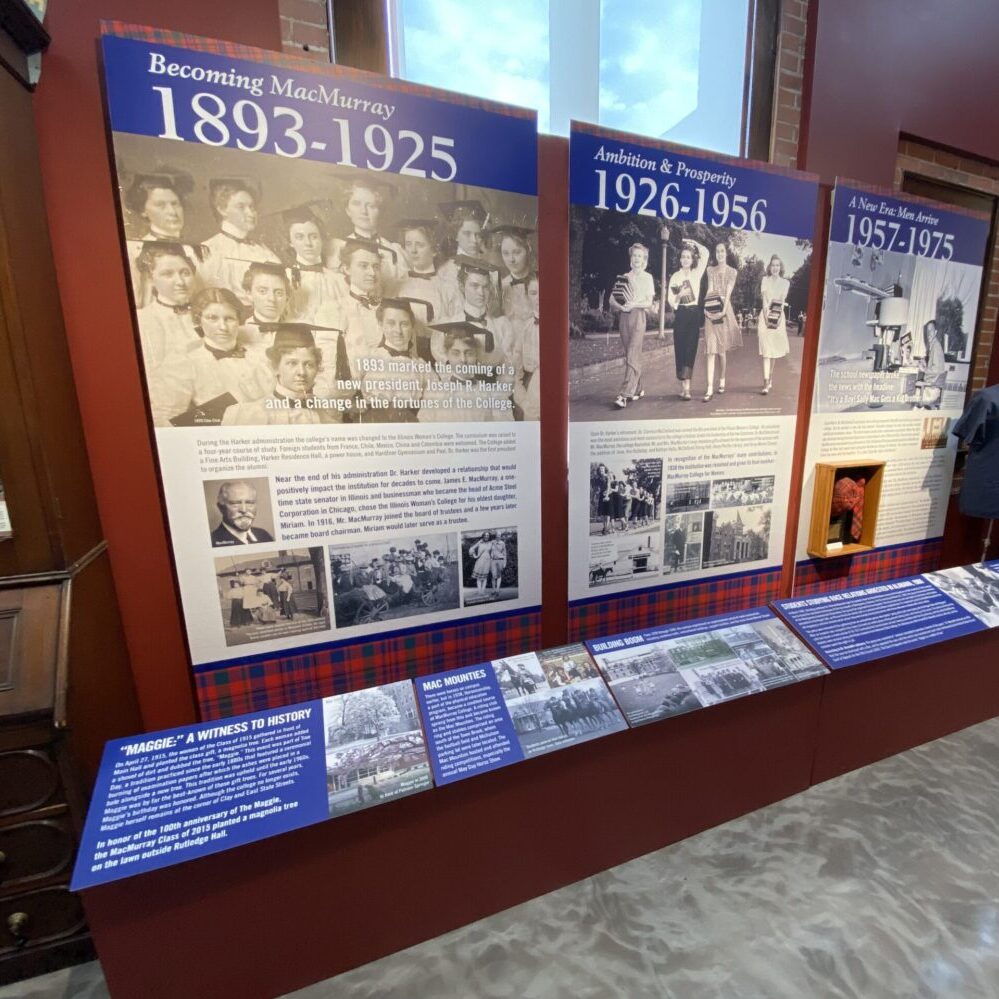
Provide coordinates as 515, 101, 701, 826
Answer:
569, 214, 811, 421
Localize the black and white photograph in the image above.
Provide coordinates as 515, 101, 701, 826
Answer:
751, 617, 827, 679
537, 644, 602, 687
588, 530, 662, 588
589, 458, 662, 535
715, 624, 798, 689
593, 643, 700, 726
665, 479, 711, 513
329, 533, 459, 628
703, 506, 772, 569
461, 527, 519, 606
678, 659, 766, 706
204, 477, 274, 547
663, 512, 705, 576
569, 211, 811, 420
491, 653, 626, 757
322, 681, 433, 818
116, 131, 539, 428
815, 243, 979, 414
214, 547, 329, 647
710, 475, 775, 509
925, 563, 999, 627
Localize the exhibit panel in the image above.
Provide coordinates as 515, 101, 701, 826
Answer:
776, 561, 999, 670
98, 24, 543, 717
566, 123, 819, 639
587, 606, 826, 727
792, 182, 991, 593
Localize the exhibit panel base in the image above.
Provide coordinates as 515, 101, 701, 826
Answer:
82, 680, 823, 999
811, 626, 999, 783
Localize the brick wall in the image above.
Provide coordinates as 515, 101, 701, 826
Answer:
895, 140, 998, 397
279, 0, 331, 62
769, 0, 808, 168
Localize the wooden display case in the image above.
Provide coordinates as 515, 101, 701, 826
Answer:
807, 461, 886, 559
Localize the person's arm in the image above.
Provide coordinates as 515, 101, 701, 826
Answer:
722, 265, 736, 310
693, 241, 710, 285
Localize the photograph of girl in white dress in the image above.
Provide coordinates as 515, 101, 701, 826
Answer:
569, 212, 811, 420
461, 527, 519, 607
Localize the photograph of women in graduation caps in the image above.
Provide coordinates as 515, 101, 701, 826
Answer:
111, 131, 538, 425
568, 209, 811, 421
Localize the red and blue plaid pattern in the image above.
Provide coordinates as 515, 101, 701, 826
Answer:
195, 609, 541, 720
792, 539, 943, 596
568, 568, 783, 644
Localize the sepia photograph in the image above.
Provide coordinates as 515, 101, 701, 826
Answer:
589, 458, 662, 536
322, 681, 433, 818
203, 476, 275, 547
537, 644, 602, 687
461, 527, 519, 606
569, 211, 811, 420
491, 652, 626, 756
329, 533, 459, 628
116, 131, 540, 428
920, 415, 951, 450
214, 547, 329, 647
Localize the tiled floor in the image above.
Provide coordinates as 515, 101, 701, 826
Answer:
8, 716, 999, 998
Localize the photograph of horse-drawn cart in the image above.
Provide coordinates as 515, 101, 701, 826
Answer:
329, 533, 460, 629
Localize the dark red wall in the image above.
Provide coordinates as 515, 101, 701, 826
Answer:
32, 4, 282, 730
803, 0, 999, 183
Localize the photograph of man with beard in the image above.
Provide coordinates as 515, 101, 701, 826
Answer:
207, 479, 275, 547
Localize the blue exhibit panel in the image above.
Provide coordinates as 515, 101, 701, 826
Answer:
414, 665, 524, 786
774, 576, 986, 670
101, 34, 537, 195
72, 703, 329, 890
569, 125, 818, 239
829, 183, 990, 267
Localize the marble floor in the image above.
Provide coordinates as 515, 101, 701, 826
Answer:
8, 717, 999, 999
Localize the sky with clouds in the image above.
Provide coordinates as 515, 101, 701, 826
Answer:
396, 0, 747, 150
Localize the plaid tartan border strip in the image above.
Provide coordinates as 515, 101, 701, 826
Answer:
100, 21, 536, 120
792, 539, 943, 596
195, 609, 541, 720
567, 568, 783, 644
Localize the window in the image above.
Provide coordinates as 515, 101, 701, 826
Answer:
387, 0, 773, 156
